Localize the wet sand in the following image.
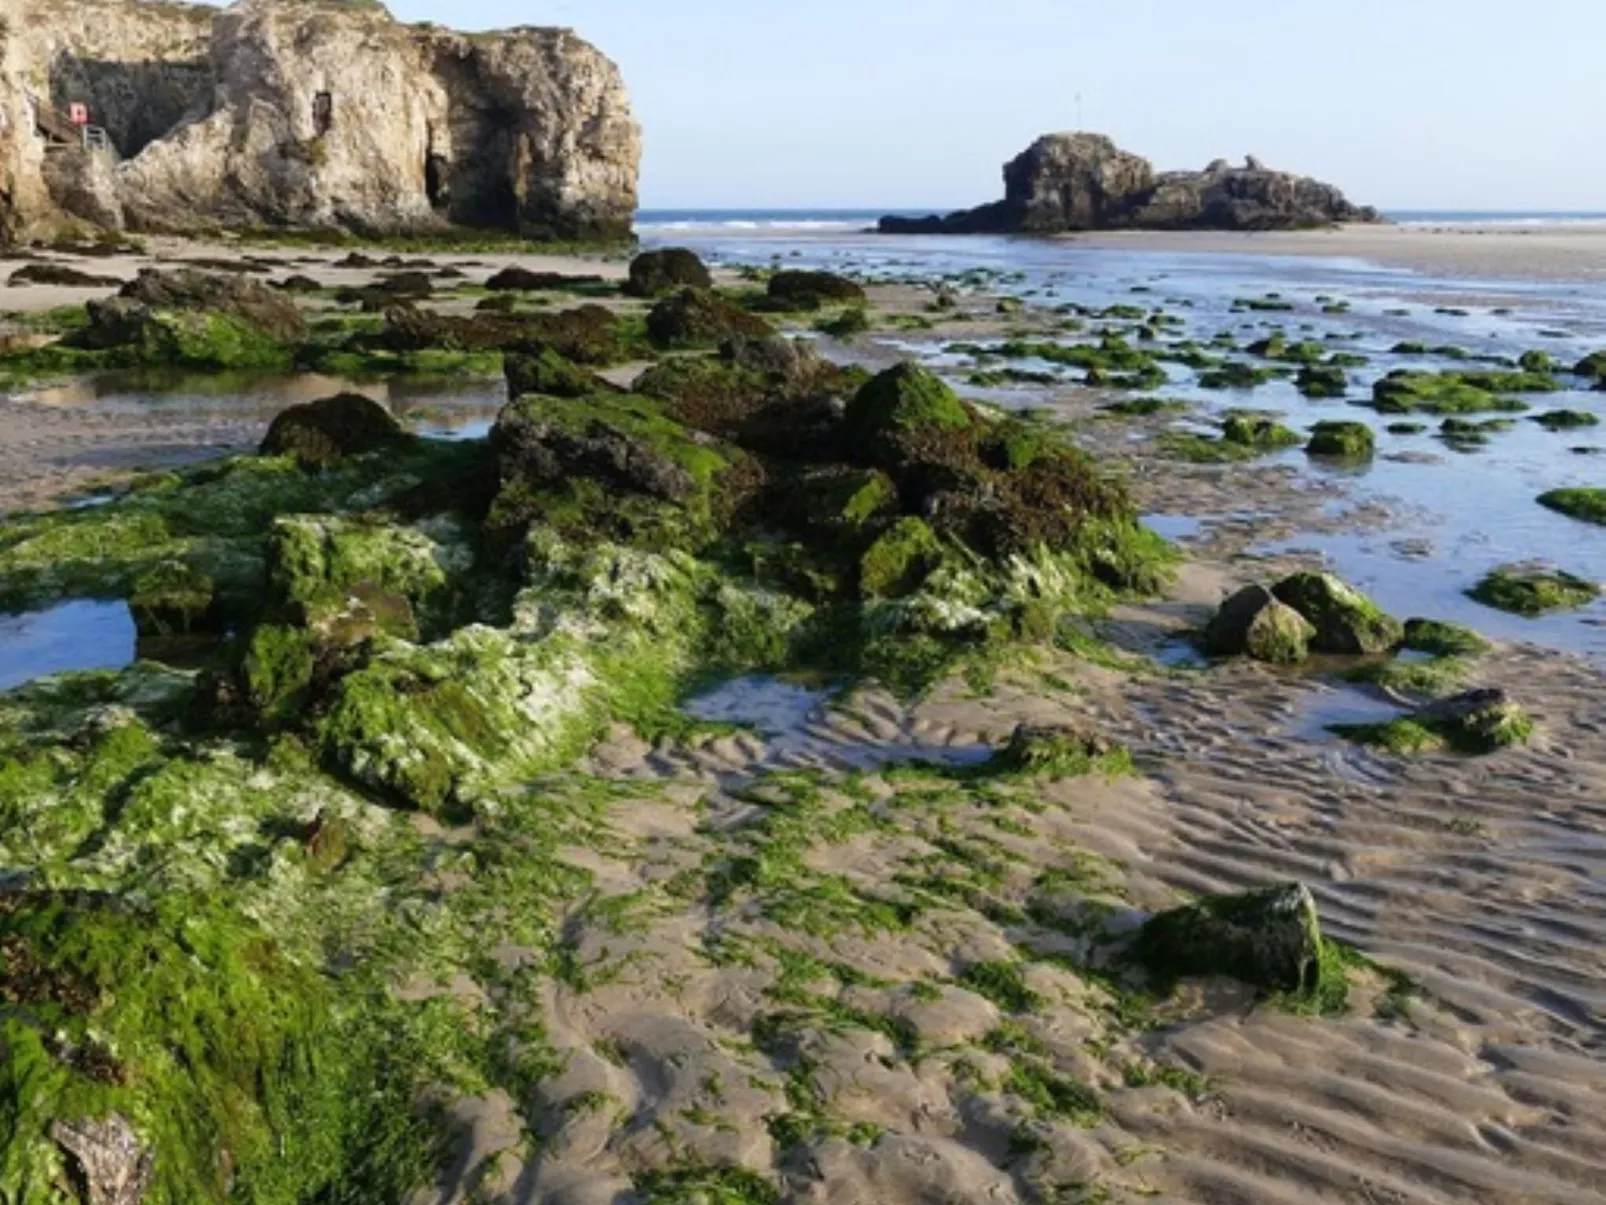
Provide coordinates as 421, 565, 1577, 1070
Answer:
2, 239, 1604, 1204
1068, 222, 1606, 282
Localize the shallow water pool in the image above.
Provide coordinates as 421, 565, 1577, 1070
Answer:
0, 600, 137, 692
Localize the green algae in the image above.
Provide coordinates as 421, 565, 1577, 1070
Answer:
1305, 420, 1374, 459
1469, 566, 1601, 615
1332, 706, 1533, 755
1370, 370, 1552, 415
1537, 487, 1606, 525
1401, 617, 1490, 658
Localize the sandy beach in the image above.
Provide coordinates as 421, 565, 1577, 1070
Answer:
1068, 222, 1606, 282
0, 235, 1602, 1205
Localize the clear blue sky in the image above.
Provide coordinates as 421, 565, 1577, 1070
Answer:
204, 0, 1605, 211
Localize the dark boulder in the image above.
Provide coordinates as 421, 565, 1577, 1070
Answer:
625, 248, 712, 298
112, 268, 308, 344
1135, 882, 1326, 995
8, 263, 120, 288
646, 287, 775, 348
764, 269, 867, 310
260, 393, 408, 469
1204, 584, 1315, 663
485, 266, 606, 292
381, 304, 623, 364
493, 400, 696, 503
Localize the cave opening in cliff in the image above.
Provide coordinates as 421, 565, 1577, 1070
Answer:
47, 55, 213, 159
313, 92, 333, 137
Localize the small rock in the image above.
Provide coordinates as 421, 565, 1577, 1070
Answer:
1135, 882, 1324, 995
1204, 584, 1315, 664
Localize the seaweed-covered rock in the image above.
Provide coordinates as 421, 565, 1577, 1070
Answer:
1537, 487, 1606, 525
485, 267, 605, 292
494, 397, 697, 503
1271, 571, 1403, 654
1468, 565, 1600, 615
381, 303, 623, 364
260, 394, 408, 469
1134, 882, 1325, 995
1401, 617, 1489, 658
1221, 414, 1301, 451
111, 268, 307, 344
1204, 584, 1315, 664
765, 269, 867, 309
1371, 370, 1551, 415
646, 287, 775, 348
1416, 688, 1533, 751
992, 721, 1121, 777
1305, 420, 1374, 459
267, 515, 453, 638
129, 560, 220, 643
859, 516, 946, 598
625, 248, 712, 298
9, 263, 120, 288
1333, 688, 1534, 755
1530, 410, 1599, 432
504, 348, 620, 400
841, 363, 976, 472
1295, 363, 1348, 398
1574, 351, 1606, 384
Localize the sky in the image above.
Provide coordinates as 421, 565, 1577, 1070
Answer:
199, 0, 1606, 212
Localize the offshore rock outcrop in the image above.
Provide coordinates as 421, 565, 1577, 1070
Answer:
0, 0, 640, 242
881, 133, 1379, 235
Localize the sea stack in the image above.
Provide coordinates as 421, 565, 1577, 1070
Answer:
0, 0, 641, 242
881, 132, 1379, 234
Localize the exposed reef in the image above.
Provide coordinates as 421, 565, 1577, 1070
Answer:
880, 133, 1378, 235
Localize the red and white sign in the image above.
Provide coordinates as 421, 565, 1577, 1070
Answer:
68, 103, 89, 126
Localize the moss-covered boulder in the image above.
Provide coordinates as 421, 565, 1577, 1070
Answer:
1468, 565, 1600, 615
646, 287, 776, 348
764, 269, 867, 310
381, 303, 624, 364
489, 393, 750, 549
1134, 882, 1325, 995
1295, 363, 1348, 398
267, 514, 455, 639
1530, 410, 1599, 432
1222, 414, 1301, 451
1537, 487, 1606, 525
105, 267, 307, 344
1333, 688, 1533, 754
841, 363, 976, 473
1574, 351, 1606, 384
1305, 420, 1374, 459
625, 248, 713, 298
504, 348, 620, 400
991, 721, 1124, 778
859, 516, 946, 598
128, 559, 220, 643
1271, 571, 1403, 655
1204, 584, 1316, 664
1401, 617, 1489, 658
260, 393, 409, 469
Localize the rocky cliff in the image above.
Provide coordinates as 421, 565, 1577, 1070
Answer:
881, 133, 1379, 235
0, 0, 641, 242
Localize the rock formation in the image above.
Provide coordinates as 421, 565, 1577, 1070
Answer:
881, 132, 1378, 235
0, 0, 640, 243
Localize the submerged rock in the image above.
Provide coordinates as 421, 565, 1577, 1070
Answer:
1304, 420, 1374, 459
625, 248, 712, 298
1468, 565, 1601, 615
1272, 571, 1402, 655
260, 393, 408, 469
1333, 688, 1534, 754
1204, 584, 1315, 664
1135, 882, 1325, 995
880, 134, 1377, 235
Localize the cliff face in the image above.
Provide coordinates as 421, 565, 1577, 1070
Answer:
881, 133, 1379, 235
0, 0, 641, 242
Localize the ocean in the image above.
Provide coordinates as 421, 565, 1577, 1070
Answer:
635, 208, 1606, 235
